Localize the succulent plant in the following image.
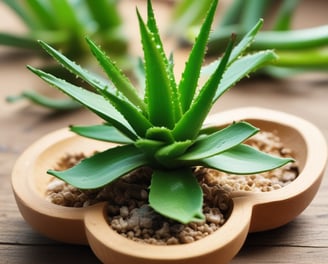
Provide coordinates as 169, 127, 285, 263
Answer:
1, 0, 126, 58
3, 0, 127, 110
171, 0, 328, 78
28, 0, 293, 224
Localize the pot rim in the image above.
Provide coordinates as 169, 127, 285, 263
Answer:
11, 107, 327, 261
205, 107, 327, 202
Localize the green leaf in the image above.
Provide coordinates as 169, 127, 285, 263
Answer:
0, 33, 38, 49
240, 0, 268, 31
49, 0, 83, 32
149, 169, 204, 224
272, 0, 300, 31
230, 19, 264, 63
205, 19, 264, 73
146, 0, 180, 121
6, 90, 81, 110
170, 0, 212, 35
70, 124, 133, 144
85, 0, 122, 29
173, 36, 234, 141
179, 121, 259, 161
85, 38, 146, 112
155, 140, 193, 168
38, 40, 112, 92
134, 138, 165, 164
99, 89, 152, 138
201, 144, 294, 174
274, 49, 328, 68
137, 8, 175, 128
252, 25, 328, 50
25, 0, 56, 29
178, 0, 219, 113
214, 50, 277, 102
27, 65, 137, 140
48, 144, 147, 189
145, 127, 174, 143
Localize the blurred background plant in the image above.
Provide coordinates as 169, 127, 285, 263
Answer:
1, 0, 128, 110
170, 0, 328, 78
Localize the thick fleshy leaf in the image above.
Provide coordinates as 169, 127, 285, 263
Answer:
100, 89, 152, 138
203, 19, 264, 74
85, 0, 122, 29
149, 169, 204, 224
178, 0, 218, 113
200, 144, 294, 174
145, 126, 174, 143
85, 38, 146, 111
0, 33, 39, 49
49, 0, 84, 33
155, 140, 193, 167
47, 144, 148, 189
70, 124, 133, 144
229, 19, 263, 63
272, 0, 299, 31
240, 0, 268, 31
137, 9, 175, 128
27, 66, 137, 140
179, 121, 258, 161
214, 50, 277, 102
173, 37, 234, 141
25, 0, 56, 29
38, 40, 113, 92
134, 138, 165, 165
146, 0, 180, 120
6, 90, 81, 110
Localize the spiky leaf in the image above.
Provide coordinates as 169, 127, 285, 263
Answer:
179, 121, 259, 161
214, 50, 277, 101
27, 66, 137, 140
86, 38, 146, 111
173, 36, 234, 141
201, 144, 294, 174
48, 144, 147, 189
137, 9, 175, 128
99, 89, 152, 138
178, 0, 218, 112
70, 124, 133, 144
38, 40, 113, 92
145, 0, 180, 120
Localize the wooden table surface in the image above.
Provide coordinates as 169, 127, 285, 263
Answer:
1, 1, 327, 263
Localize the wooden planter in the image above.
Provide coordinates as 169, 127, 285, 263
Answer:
11, 107, 327, 264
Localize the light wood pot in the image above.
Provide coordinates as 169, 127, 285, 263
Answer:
12, 107, 327, 264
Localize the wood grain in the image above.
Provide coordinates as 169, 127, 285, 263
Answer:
1, 0, 327, 263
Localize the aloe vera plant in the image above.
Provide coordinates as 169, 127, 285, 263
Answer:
28, 0, 293, 224
3, 0, 127, 110
171, 0, 328, 78
1, 0, 126, 58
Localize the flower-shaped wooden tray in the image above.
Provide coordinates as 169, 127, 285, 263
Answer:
12, 107, 327, 264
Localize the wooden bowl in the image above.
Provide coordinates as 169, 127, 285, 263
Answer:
12, 107, 327, 264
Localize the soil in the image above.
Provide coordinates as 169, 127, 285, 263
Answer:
46, 130, 298, 245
